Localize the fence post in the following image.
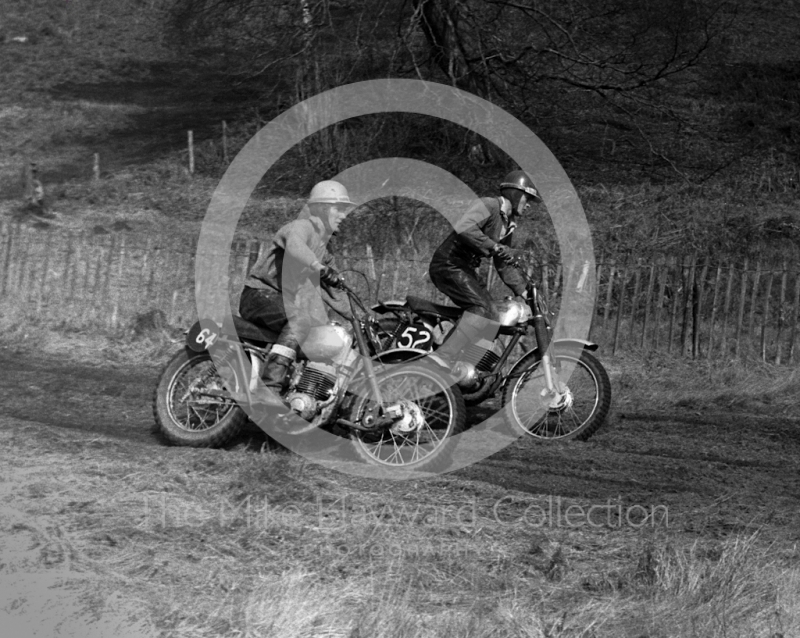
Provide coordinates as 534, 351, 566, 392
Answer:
612, 259, 627, 355
541, 262, 549, 302
706, 263, 723, 360
692, 261, 708, 359
78, 233, 98, 327
653, 256, 667, 352
680, 254, 696, 357
137, 236, 152, 316
775, 262, 788, 365
88, 235, 108, 327
747, 260, 762, 356
603, 259, 616, 332
668, 255, 681, 355
720, 262, 736, 357
788, 272, 800, 364
760, 269, 774, 363
640, 261, 656, 350
628, 260, 642, 342
0, 222, 13, 298
188, 130, 195, 175
110, 236, 126, 329
378, 249, 389, 299
391, 247, 401, 298
35, 229, 55, 318
222, 120, 229, 164
734, 257, 749, 358
365, 244, 377, 281
14, 225, 30, 299
594, 260, 603, 302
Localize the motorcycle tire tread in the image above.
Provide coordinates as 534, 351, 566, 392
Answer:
153, 348, 248, 448
349, 363, 467, 473
501, 349, 611, 442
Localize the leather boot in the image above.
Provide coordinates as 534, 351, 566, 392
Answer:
250, 353, 293, 408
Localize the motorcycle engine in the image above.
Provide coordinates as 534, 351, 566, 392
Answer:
453, 338, 503, 390
464, 338, 503, 372
286, 361, 338, 420
287, 321, 358, 422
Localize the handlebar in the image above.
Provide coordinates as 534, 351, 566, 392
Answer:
507, 257, 539, 291
336, 278, 374, 319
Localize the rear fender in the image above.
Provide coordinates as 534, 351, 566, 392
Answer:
371, 300, 408, 314
185, 319, 224, 352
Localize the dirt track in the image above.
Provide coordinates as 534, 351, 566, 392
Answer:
2, 346, 800, 545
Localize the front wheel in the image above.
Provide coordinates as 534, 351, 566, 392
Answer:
502, 349, 611, 441
153, 348, 248, 447
350, 364, 466, 472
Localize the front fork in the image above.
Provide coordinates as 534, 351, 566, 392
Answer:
531, 296, 560, 396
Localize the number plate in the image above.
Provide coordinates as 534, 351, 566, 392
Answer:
396, 324, 434, 351
186, 319, 222, 352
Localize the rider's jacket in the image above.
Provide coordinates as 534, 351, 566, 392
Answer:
246, 216, 328, 293
243, 215, 350, 318
431, 196, 527, 296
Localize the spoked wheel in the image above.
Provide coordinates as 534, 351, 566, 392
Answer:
153, 348, 247, 447
502, 349, 611, 441
350, 364, 466, 472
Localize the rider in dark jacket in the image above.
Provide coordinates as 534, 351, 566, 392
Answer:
429, 170, 541, 359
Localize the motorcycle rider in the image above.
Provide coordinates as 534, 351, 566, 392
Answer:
429, 169, 542, 361
238, 180, 356, 408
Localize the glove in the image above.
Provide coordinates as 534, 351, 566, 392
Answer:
491, 243, 515, 264
319, 265, 342, 288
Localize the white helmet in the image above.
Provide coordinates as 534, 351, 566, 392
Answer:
307, 180, 355, 206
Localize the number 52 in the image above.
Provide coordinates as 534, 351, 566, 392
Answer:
397, 326, 432, 350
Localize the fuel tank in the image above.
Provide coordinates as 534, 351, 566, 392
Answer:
496, 298, 532, 326
301, 323, 353, 361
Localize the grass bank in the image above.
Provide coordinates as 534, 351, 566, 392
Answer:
2, 407, 798, 638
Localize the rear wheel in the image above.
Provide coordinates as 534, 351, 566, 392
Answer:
153, 348, 247, 447
502, 349, 611, 441
350, 364, 466, 472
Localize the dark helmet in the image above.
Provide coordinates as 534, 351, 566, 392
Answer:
500, 170, 541, 202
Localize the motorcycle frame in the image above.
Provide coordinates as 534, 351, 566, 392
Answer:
372, 273, 598, 398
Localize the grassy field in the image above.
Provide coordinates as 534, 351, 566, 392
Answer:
2, 427, 798, 638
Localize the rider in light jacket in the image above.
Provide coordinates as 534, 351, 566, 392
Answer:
239, 180, 355, 408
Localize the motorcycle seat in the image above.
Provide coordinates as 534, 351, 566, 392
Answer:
406, 295, 462, 321
228, 315, 280, 344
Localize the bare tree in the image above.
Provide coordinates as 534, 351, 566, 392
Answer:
166, 0, 737, 179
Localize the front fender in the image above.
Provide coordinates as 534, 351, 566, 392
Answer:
372, 347, 451, 371
552, 338, 598, 352
505, 338, 598, 381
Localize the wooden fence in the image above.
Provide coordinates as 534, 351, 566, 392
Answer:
2, 221, 799, 363
589, 255, 800, 364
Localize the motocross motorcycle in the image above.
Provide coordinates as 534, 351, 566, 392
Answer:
153, 279, 466, 471
371, 262, 611, 441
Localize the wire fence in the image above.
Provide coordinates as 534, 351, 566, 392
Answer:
2, 221, 799, 363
